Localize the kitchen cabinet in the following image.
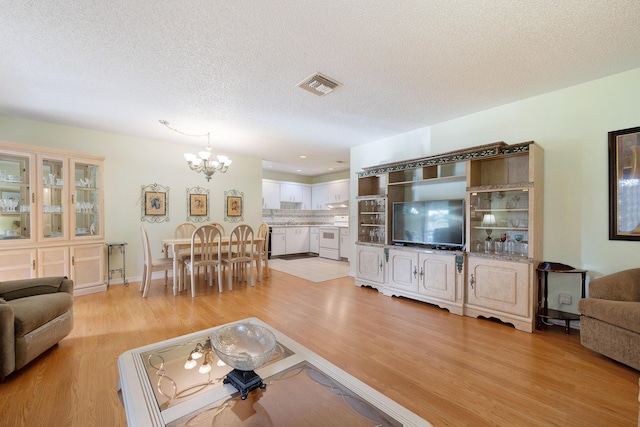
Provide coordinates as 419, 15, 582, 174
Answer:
0, 141, 106, 295
327, 179, 349, 202
285, 227, 309, 254
309, 226, 319, 254
270, 227, 286, 256
311, 184, 328, 210
280, 183, 304, 203
339, 227, 350, 260
271, 226, 310, 256
301, 185, 312, 210
262, 180, 280, 209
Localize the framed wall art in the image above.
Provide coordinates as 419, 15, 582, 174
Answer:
608, 126, 640, 240
187, 186, 209, 223
141, 183, 170, 223
225, 189, 243, 223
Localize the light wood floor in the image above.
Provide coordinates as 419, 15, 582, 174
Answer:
1, 268, 638, 426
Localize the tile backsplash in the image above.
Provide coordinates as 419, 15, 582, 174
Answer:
262, 207, 349, 226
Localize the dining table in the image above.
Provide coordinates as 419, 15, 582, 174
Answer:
162, 236, 265, 295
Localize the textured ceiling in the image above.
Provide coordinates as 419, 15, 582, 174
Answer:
2, 1, 640, 176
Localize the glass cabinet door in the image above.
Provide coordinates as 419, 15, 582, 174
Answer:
0, 152, 32, 241
357, 197, 387, 244
468, 189, 530, 256
72, 161, 101, 238
40, 157, 66, 239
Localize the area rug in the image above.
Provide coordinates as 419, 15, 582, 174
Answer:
276, 253, 319, 261
268, 257, 350, 283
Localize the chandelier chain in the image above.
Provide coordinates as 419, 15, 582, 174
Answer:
159, 120, 231, 182
159, 120, 210, 142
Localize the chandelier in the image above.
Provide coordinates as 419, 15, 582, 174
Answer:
159, 120, 232, 181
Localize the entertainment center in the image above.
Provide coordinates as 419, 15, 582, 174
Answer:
355, 141, 543, 332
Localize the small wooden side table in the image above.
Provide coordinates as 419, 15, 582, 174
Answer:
536, 261, 587, 334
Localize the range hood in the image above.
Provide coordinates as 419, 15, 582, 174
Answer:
325, 200, 349, 209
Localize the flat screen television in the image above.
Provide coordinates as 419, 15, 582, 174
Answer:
392, 199, 465, 248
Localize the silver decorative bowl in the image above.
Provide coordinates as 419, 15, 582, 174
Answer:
211, 323, 276, 371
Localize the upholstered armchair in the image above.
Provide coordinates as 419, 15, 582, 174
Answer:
578, 268, 640, 371
0, 277, 74, 380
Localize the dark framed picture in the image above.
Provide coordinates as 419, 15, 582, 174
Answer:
608, 126, 640, 240
145, 191, 166, 216
189, 193, 207, 216
226, 196, 242, 217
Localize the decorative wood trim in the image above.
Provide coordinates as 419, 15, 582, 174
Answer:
358, 141, 533, 178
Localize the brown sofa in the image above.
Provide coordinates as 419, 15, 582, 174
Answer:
0, 277, 74, 380
578, 268, 640, 371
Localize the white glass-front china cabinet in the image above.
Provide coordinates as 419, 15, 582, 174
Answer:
0, 141, 105, 295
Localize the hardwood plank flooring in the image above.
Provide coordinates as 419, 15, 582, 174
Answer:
0, 269, 638, 426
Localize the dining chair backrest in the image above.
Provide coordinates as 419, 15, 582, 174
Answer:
191, 224, 222, 265
257, 223, 268, 252
140, 224, 151, 265
227, 224, 254, 260
139, 224, 173, 297
210, 222, 225, 235
175, 222, 197, 239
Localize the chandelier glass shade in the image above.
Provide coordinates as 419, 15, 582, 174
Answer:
183, 135, 232, 181
160, 120, 231, 181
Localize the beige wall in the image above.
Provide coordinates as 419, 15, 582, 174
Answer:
3, 66, 640, 292
0, 116, 263, 281
352, 67, 640, 305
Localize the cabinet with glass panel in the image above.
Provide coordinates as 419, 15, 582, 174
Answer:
72, 159, 102, 239
0, 142, 105, 293
468, 189, 530, 257
356, 173, 388, 245
465, 142, 543, 332
357, 197, 387, 244
0, 149, 34, 243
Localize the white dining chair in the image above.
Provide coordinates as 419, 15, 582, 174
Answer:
254, 223, 269, 280
184, 224, 223, 297
140, 225, 174, 298
174, 222, 197, 287
221, 224, 254, 290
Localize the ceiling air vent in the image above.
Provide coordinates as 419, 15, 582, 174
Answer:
298, 72, 341, 96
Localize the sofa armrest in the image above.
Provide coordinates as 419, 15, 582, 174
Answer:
589, 268, 640, 302
0, 277, 73, 301
58, 279, 74, 295
0, 300, 15, 380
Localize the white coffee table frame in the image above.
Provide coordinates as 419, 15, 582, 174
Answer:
117, 317, 431, 426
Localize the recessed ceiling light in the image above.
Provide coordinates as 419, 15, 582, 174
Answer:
267, 165, 273, 168
296, 169, 302, 172
328, 168, 334, 171
299, 155, 307, 159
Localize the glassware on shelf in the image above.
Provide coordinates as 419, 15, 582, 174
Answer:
513, 234, 525, 256
505, 234, 517, 255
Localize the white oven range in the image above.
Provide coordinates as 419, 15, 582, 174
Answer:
319, 216, 348, 260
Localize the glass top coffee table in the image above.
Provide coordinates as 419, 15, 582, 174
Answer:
117, 317, 431, 426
